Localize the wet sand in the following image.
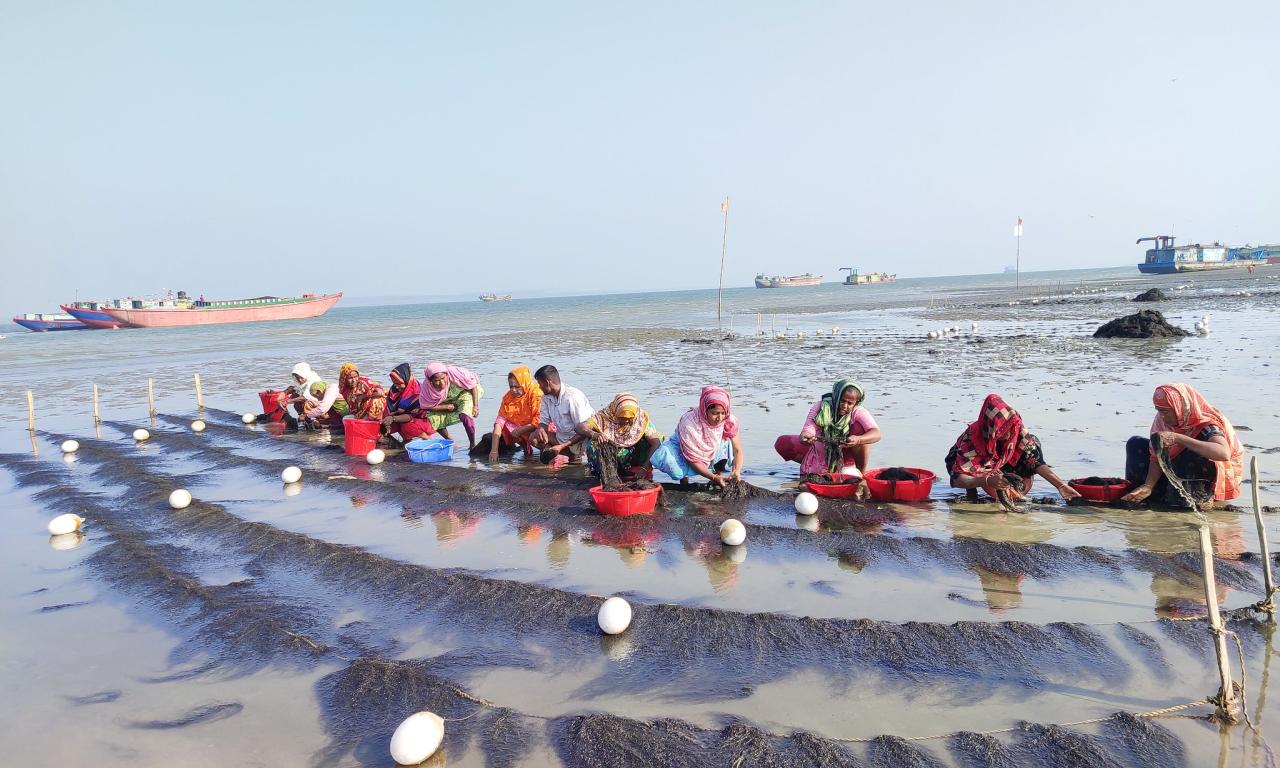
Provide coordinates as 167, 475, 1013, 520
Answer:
2, 267, 1279, 766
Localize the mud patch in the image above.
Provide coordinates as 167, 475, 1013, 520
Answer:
66, 690, 123, 706
1094, 310, 1189, 339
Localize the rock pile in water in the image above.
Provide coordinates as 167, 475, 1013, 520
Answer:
1094, 309, 1189, 339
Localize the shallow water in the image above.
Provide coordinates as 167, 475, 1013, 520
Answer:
2, 266, 1279, 766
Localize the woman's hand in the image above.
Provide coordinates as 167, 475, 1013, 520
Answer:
472, 403, 480, 417
709, 473, 727, 489
1122, 484, 1155, 503
1153, 431, 1182, 449
983, 474, 1025, 501
801, 434, 817, 445
842, 435, 861, 447
1059, 484, 1082, 502
729, 468, 742, 483
381, 416, 394, 427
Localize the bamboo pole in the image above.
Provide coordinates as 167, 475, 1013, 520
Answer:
147, 378, 156, 417
92, 384, 101, 424
717, 196, 730, 334
1252, 456, 1275, 617
1198, 524, 1242, 723
194, 374, 204, 409
27, 390, 35, 431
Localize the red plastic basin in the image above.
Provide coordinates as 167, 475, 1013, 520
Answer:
804, 473, 863, 499
589, 485, 661, 516
1068, 478, 1131, 503
258, 390, 287, 423
343, 418, 381, 456
864, 467, 936, 502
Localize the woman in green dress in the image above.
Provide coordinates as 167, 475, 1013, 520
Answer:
418, 360, 483, 449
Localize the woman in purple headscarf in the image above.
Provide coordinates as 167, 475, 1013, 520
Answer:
419, 361, 484, 449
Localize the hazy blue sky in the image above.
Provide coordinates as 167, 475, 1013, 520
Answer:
2, 1, 1277, 316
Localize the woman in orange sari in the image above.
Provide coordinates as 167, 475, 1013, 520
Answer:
338, 363, 387, 422
1121, 383, 1243, 507
483, 365, 543, 462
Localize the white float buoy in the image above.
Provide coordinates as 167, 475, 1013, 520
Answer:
719, 518, 746, 546
280, 466, 302, 484
47, 513, 85, 536
61, 439, 79, 454
168, 489, 192, 509
927, 331, 938, 340
389, 711, 445, 766
597, 596, 632, 635
133, 428, 151, 442
191, 420, 206, 433
241, 413, 256, 424
795, 491, 819, 516
366, 448, 386, 465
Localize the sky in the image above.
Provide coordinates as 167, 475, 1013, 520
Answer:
2, 1, 1277, 316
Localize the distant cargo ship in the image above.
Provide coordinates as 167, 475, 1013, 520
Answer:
12, 313, 88, 332
840, 268, 896, 286
1136, 236, 1270, 274
99, 292, 341, 328
479, 293, 512, 302
754, 273, 822, 288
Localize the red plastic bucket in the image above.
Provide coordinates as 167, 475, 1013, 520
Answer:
864, 468, 936, 502
1068, 478, 1131, 503
804, 472, 863, 499
343, 418, 381, 456
258, 390, 287, 423
589, 485, 661, 516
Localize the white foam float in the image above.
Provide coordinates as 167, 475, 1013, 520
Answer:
597, 596, 632, 635
47, 513, 84, 536
281, 466, 302, 484
241, 413, 256, 424
61, 439, 79, 454
133, 428, 151, 442
191, 420, 206, 432
719, 518, 746, 546
168, 489, 192, 509
366, 448, 386, 465
389, 711, 445, 765
794, 491, 819, 516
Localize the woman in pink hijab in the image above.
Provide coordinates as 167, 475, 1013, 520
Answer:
650, 386, 744, 488
418, 361, 484, 449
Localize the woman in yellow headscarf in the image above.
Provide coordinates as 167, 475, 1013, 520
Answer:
484, 365, 544, 462
583, 392, 662, 481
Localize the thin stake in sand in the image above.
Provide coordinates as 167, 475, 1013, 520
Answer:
1197, 524, 1241, 723
92, 384, 101, 424
194, 374, 204, 410
147, 378, 156, 417
1250, 456, 1275, 617
27, 390, 35, 431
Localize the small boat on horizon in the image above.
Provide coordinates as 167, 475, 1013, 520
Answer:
840, 268, 896, 286
12, 312, 89, 332
754, 273, 822, 288
479, 293, 512, 302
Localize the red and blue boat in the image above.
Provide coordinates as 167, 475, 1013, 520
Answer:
12, 313, 89, 332
61, 302, 127, 329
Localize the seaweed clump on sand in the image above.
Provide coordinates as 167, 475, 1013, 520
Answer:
879, 467, 920, 482
1076, 476, 1128, 487
1093, 310, 1189, 339
801, 473, 862, 486
1132, 288, 1168, 302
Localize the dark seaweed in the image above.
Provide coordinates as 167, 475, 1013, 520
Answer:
1093, 310, 1189, 339
128, 702, 244, 729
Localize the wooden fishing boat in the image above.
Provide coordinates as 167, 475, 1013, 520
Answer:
99, 292, 341, 328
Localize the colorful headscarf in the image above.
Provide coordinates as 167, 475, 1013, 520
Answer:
387, 363, 421, 413
950, 393, 1027, 478
589, 392, 651, 448
676, 386, 740, 465
1151, 383, 1243, 500
338, 363, 386, 420
497, 365, 543, 427
419, 361, 481, 409
292, 362, 322, 403
814, 379, 866, 473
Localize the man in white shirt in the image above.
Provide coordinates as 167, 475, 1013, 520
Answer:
530, 365, 595, 463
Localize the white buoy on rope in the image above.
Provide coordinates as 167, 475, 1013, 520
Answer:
241, 413, 256, 424
280, 466, 302, 484
366, 448, 386, 465
133, 428, 151, 442
47, 513, 84, 536
719, 518, 746, 546
389, 711, 445, 766
597, 596, 632, 635
61, 440, 79, 454
795, 492, 819, 516
168, 489, 192, 509
191, 420, 206, 432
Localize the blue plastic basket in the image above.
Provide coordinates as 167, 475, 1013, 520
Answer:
406, 438, 454, 463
